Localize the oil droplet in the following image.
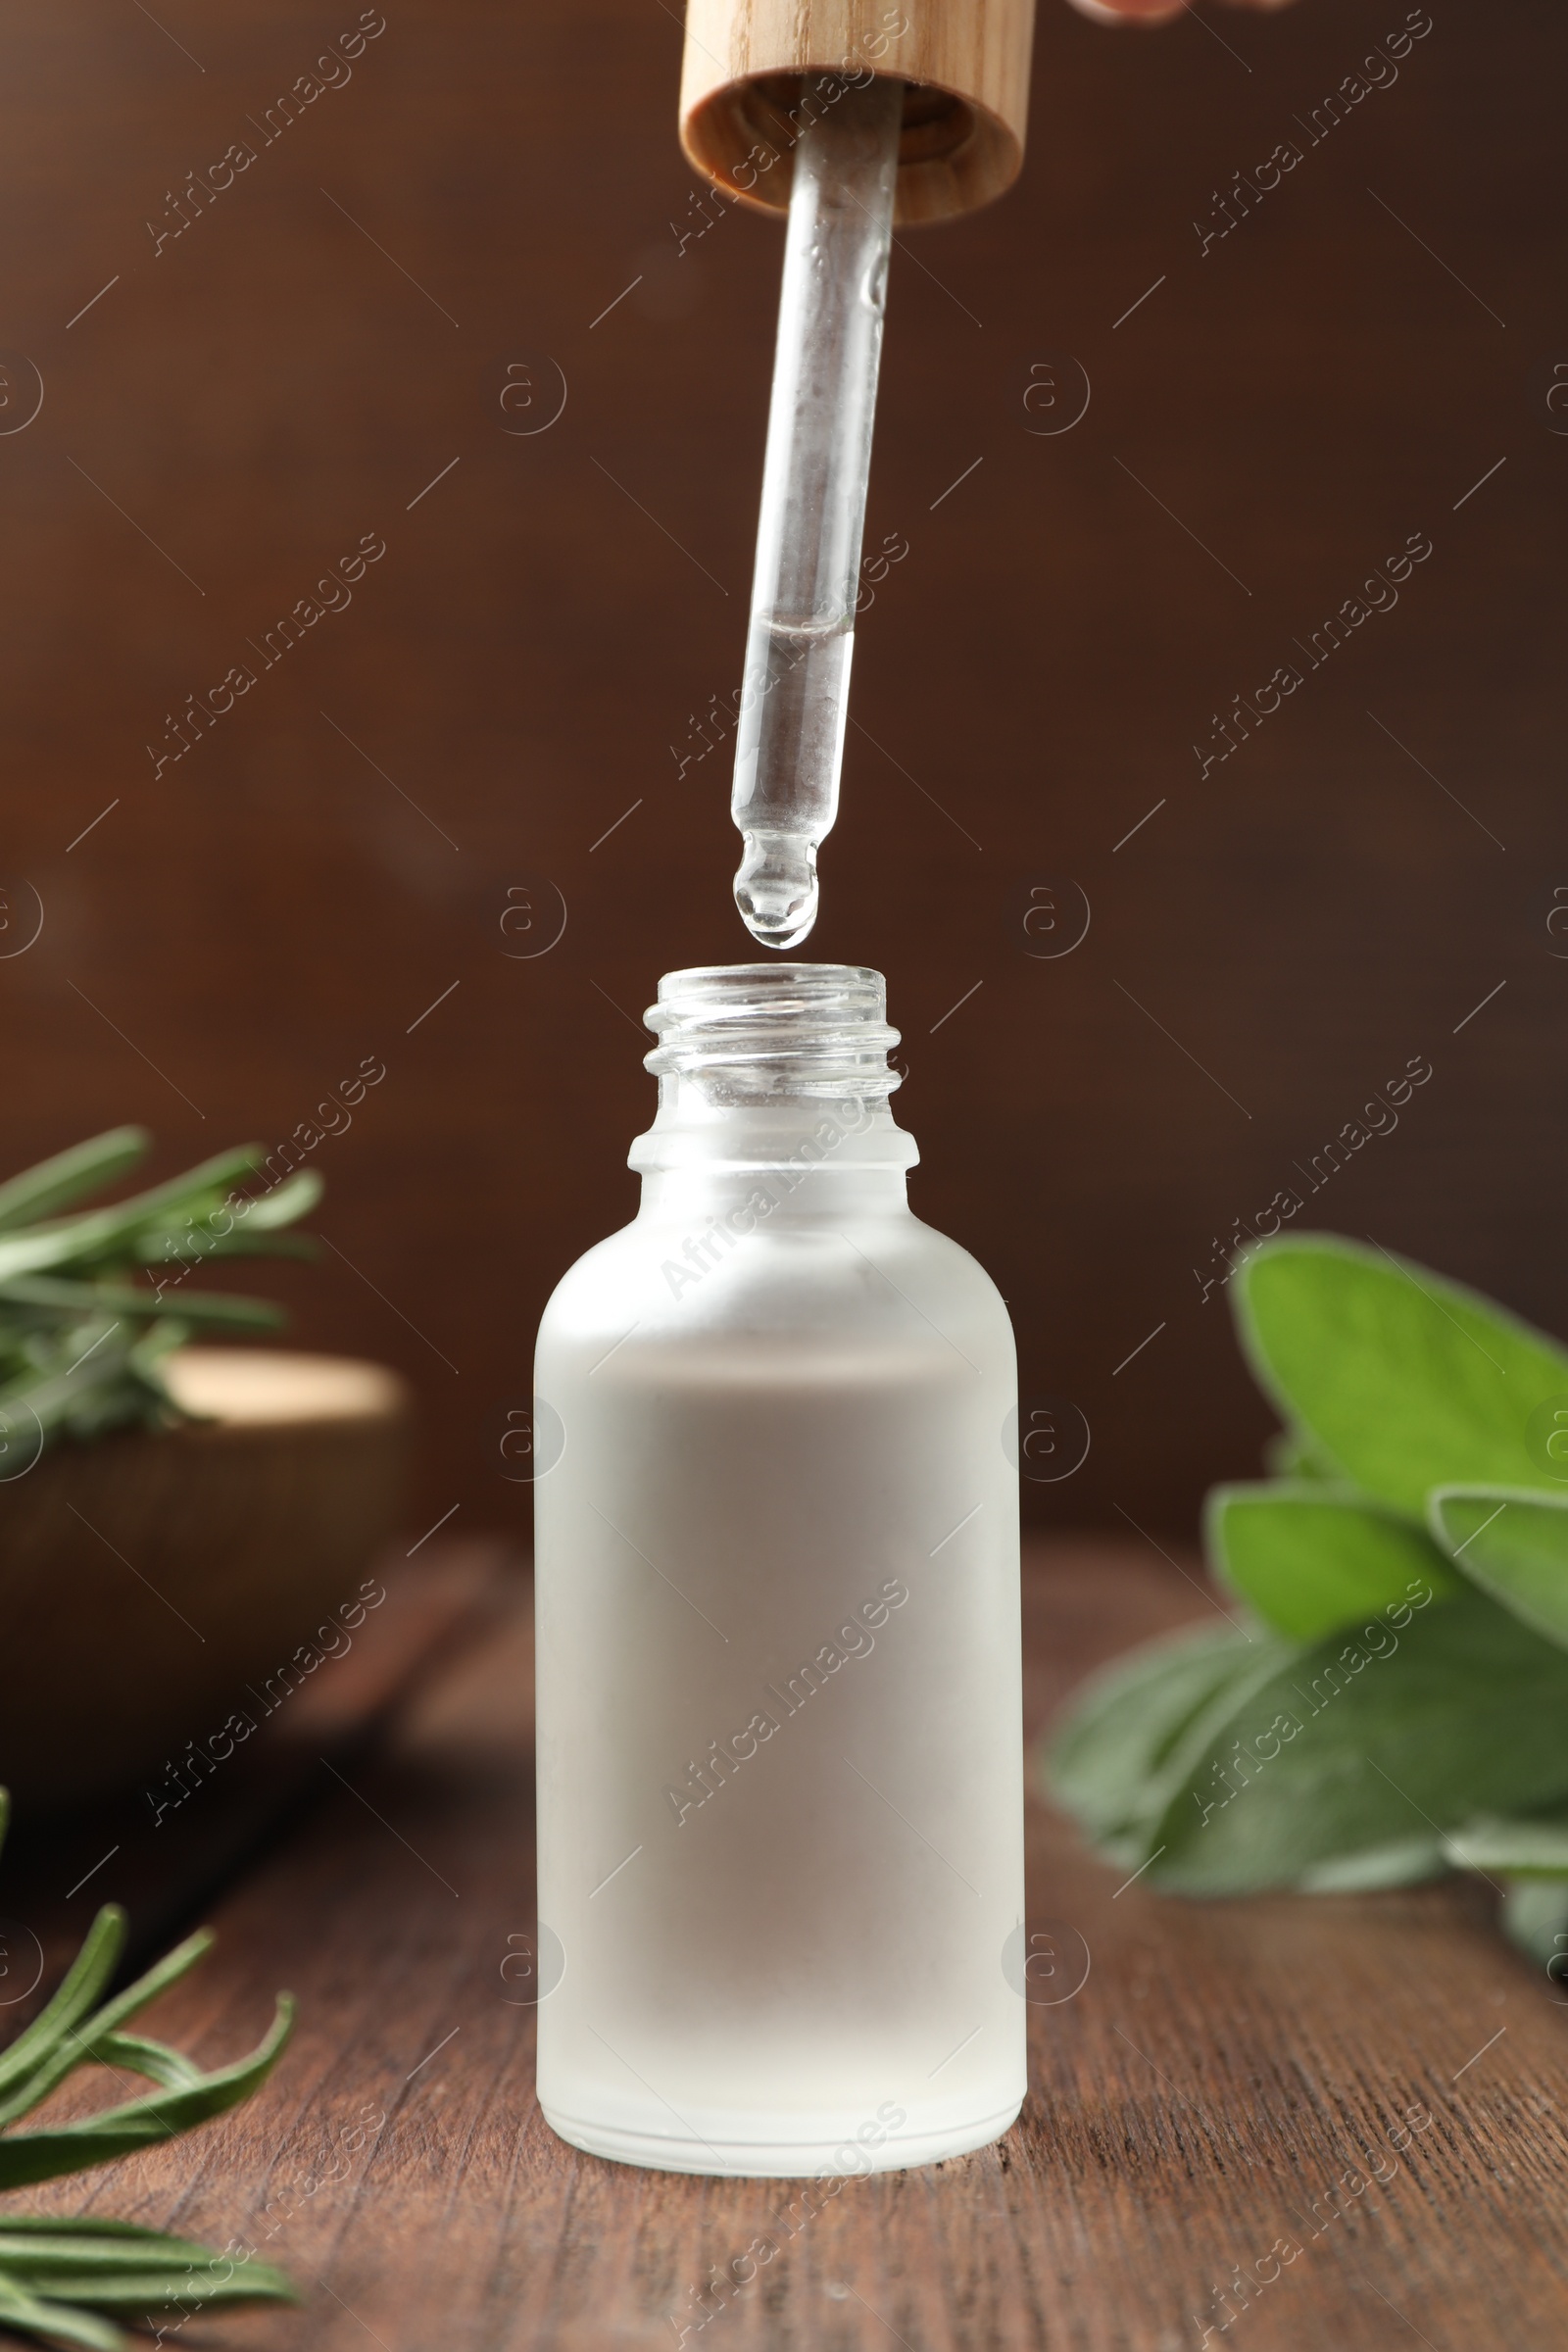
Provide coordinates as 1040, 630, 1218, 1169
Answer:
733, 830, 820, 952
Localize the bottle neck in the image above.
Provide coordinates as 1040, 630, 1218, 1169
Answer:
631, 1093, 916, 1220
630, 962, 915, 1217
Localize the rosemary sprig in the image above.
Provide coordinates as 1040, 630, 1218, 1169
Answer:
0, 1128, 320, 1461
0, 1792, 295, 2350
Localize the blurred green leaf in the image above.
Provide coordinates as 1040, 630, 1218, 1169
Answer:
1429, 1487, 1568, 1649
0, 1277, 282, 1330
0, 2216, 296, 2350
1499, 1879, 1568, 1972
0, 2272, 124, 2351
1234, 1235, 1568, 1518
0, 1131, 320, 1461
1047, 1620, 1286, 1855
1206, 1483, 1460, 1642
230, 1169, 322, 1229
1144, 1586, 1568, 1895
0, 1149, 265, 1282
1295, 1838, 1448, 1891
1261, 1426, 1345, 1484
1444, 1812, 1568, 1878
1056, 1231, 1568, 1984
0, 1132, 149, 1236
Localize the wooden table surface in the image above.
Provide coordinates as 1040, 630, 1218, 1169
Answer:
7, 1539, 1567, 2351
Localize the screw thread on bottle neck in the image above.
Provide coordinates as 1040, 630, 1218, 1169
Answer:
643, 963, 903, 1106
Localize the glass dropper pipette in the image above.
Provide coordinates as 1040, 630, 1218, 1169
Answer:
730, 74, 903, 951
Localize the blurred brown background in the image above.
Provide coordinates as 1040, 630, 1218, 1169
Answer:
1, 0, 1560, 1541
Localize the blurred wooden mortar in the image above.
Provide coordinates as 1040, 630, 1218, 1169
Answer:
0, 1349, 411, 1809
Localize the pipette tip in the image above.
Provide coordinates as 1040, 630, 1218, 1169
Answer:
733, 830, 820, 952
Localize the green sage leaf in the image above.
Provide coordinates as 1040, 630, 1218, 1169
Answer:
1261, 1426, 1344, 1483
1429, 1486, 1568, 1649
1234, 1235, 1568, 1518
1145, 1585, 1568, 1895
1047, 1620, 1283, 1854
1295, 1838, 1447, 1890
1443, 1812, 1568, 1878
1499, 1879, 1568, 1972
1206, 1483, 1460, 1642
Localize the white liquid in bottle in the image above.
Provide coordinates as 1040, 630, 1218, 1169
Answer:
533, 965, 1025, 2176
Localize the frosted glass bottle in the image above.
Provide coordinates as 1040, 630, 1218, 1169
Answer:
533, 964, 1024, 2176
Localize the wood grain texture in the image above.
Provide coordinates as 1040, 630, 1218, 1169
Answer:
679, 0, 1037, 222
1, 1538, 514, 1996
10, 1540, 1566, 2350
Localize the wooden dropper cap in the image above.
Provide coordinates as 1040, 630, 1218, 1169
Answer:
679, 0, 1037, 227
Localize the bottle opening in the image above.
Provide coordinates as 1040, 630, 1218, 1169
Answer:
644, 964, 903, 1103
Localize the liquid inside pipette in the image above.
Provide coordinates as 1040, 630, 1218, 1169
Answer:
730, 75, 901, 952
